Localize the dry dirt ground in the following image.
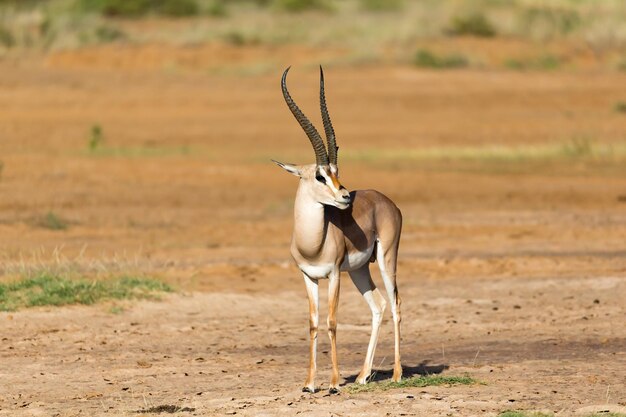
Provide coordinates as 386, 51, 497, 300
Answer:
0, 44, 625, 416
1, 275, 625, 417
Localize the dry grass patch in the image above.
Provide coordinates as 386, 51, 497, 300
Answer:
344, 140, 626, 164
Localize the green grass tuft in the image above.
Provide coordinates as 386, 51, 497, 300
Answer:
222, 30, 260, 46
531, 54, 562, 70
0, 24, 15, 48
347, 374, 477, 393
78, 0, 199, 18
88, 124, 104, 151
413, 49, 469, 69
94, 25, 126, 43
447, 13, 496, 38
0, 274, 172, 311
37, 211, 69, 231
206, 0, 227, 17
614, 101, 626, 113
158, 0, 198, 17
504, 54, 563, 71
271, 0, 332, 13
561, 136, 594, 157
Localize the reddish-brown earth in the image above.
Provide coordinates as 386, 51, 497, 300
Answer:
0, 45, 625, 416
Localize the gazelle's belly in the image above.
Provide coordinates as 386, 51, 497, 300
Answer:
340, 241, 376, 272
299, 263, 335, 279
296, 242, 377, 278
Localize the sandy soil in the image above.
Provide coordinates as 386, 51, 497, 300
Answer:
0, 43, 625, 416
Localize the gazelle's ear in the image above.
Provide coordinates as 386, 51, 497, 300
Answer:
272, 160, 301, 177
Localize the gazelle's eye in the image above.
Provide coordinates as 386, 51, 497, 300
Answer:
315, 174, 326, 184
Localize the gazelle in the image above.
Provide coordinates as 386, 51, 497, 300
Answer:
273, 67, 402, 393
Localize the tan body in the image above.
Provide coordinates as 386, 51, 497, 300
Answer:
275, 67, 403, 393
291, 189, 401, 276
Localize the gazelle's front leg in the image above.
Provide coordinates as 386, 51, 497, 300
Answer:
302, 274, 319, 393
327, 269, 341, 393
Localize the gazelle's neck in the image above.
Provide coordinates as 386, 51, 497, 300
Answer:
293, 182, 327, 259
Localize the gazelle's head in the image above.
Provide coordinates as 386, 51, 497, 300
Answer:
273, 66, 351, 210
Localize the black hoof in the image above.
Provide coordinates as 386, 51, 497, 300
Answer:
302, 387, 315, 393
329, 387, 339, 395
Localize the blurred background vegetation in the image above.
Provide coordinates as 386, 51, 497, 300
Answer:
1, 0, 625, 292
0, 0, 625, 71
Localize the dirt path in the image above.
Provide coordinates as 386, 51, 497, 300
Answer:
1, 274, 624, 416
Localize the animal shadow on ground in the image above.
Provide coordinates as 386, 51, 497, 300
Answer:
342, 361, 449, 385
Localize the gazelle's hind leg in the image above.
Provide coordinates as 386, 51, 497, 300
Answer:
376, 239, 402, 382
349, 265, 387, 384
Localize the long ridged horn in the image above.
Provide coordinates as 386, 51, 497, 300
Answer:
319, 66, 338, 167
281, 67, 329, 166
